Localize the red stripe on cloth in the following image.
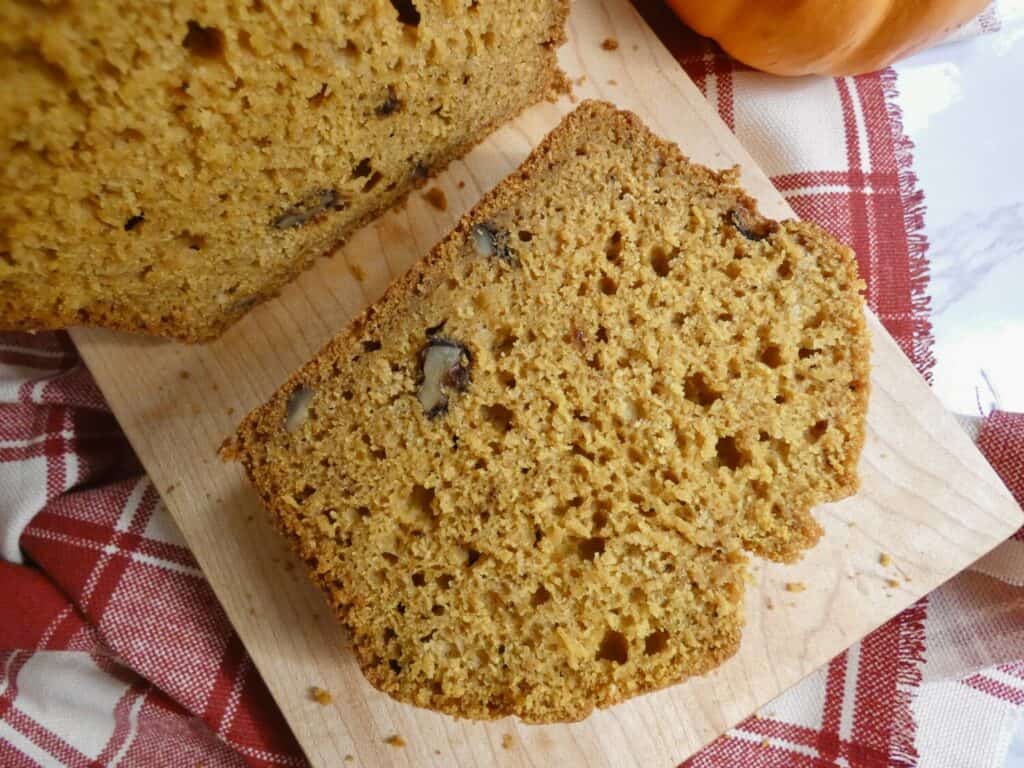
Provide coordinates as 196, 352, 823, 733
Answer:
94, 679, 149, 766
205, 634, 250, 736
2, 706, 99, 768
0, 651, 28, 720
857, 72, 932, 379
816, 655, 846, 761
0, 563, 84, 650
962, 672, 1024, 706
850, 600, 927, 768
711, 54, 736, 132
772, 169, 902, 193
977, 412, 1024, 540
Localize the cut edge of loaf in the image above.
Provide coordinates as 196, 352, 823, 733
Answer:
1, 1, 572, 344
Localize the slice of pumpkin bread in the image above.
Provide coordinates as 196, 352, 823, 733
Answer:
225, 100, 870, 722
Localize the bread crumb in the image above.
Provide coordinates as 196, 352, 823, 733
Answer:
761, 738, 771, 748
227, 407, 235, 416
384, 734, 406, 748
179, 370, 190, 380
343, 756, 354, 764
879, 553, 893, 567
349, 262, 367, 282
785, 582, 806, 593
457, 180, 466, 189
765, 597, 775, 610
310, 686, 333, 705
501, 733, 514, 750
574, 75, 587, 86
601, 37, 619, 51
164, 484, 176, 495
607, 79, 618, 86
886, 578, 900, 589
423, 187, 448, 212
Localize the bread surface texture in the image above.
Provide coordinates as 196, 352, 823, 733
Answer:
0, 0, 568, 341
227, 101, 870, 722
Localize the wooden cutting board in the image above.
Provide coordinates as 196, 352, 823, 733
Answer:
70, 0, 1023, 765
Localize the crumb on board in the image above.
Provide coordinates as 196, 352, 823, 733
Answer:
310, 686, 333, 705
785, 582, 806, 593
246, 513, 254, 522
761, 738, 771, 748
501, 733, 514, 750
349, 262, 367, 282
632, 43, 639, 51
284, 561, 295, 572
574, 75, 587, 86
886, 578, 901, 589
164, 484, 176, 495
457, 180, 466, 189
423, 187, 448, 212
765, 597, 775, 610
601, 37, 619, 51
227, 407, 235, 416
384, 734, 406, 748
879, 552, 893, 567
179, 370, 190, 380
434, 749, 442, 755
343, 756, 354, 764
607, 79, 618, 86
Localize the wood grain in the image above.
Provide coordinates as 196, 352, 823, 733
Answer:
70, 0, 1023, 765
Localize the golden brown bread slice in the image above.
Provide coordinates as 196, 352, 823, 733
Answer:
225, 101, 870, 721
0, 0, 568, 341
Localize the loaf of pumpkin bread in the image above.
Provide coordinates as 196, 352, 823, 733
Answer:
0, 0, 568, 341
225, 101, 870, 721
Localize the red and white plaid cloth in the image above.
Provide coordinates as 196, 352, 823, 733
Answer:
3, 5, 1023, 767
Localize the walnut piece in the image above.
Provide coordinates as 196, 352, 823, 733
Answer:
272, 189, 343, 230
470, 221, 514, 264
729, 205, 777, 241
417, 339, 470, 418
284, 386, 315, 432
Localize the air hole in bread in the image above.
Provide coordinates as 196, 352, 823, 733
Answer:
390, 0, 421, 26
183, 21, 225, 60
808, 419, 829, 443
596, 629, 628, 664
760, 344, 783, 369
604, 231, 623, 263
715, 436, 747, 470
577, 536, 605, 561
650, 246, 674, 277
644, 631, 669, 655
683, 372, 721, 407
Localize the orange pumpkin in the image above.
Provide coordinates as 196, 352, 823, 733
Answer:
664, 0, 990, 76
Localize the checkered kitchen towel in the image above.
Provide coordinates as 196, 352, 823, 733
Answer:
3, 4, 1024, 767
